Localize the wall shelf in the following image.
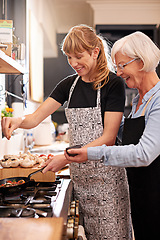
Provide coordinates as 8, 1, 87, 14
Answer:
0, 50, 24, 74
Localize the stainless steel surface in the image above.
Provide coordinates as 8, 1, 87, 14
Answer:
33, 208, 48, 217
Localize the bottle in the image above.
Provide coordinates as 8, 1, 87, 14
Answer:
25, 130, 34, 151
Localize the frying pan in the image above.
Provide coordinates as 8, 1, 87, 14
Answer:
0, 167, 45, 195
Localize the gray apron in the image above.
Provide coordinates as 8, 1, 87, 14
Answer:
65, 76, 131, 240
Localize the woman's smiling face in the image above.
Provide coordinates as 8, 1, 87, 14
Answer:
115, 52, 143, 89
66, 48, 99, 82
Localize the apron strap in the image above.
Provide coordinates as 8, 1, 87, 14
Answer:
66, 76, 101, 108
97, 86, 101, 108
66, 76, 79, 108
141, 95, 153, 116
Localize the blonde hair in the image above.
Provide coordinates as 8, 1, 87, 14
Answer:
111, 31, 160, 72
61, 24, 111, 90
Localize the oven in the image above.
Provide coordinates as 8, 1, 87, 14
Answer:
0, 176, 79, 240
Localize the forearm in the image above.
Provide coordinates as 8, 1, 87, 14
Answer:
84, 134, 116, 148
19, 114, 39, 129
20, 97, 61, 129
87, 139, 160, 168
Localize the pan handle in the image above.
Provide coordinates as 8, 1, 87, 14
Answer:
28, 166, 46, 179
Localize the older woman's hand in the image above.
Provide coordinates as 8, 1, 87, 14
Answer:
64, 148, 88, 163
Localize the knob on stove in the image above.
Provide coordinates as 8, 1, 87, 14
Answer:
67, 217, 79, 239
69, 200, 79, 217
66, 226, 74, 239
74, 218, 79, 239
67, 216, 78, 240
67, 200, 79, 239
70, 206, 75, 216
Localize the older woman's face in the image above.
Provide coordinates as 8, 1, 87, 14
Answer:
115, 52, 143, 89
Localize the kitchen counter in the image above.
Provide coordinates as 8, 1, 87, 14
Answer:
31, 141, 69, 154
0, 217, 64, 240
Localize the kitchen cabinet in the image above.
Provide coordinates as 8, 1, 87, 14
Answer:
0, 50, 24, 74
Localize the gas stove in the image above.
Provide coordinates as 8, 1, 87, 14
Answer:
0, 177, 79, 239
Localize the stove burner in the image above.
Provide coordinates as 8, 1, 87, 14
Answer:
0, 178, 72, 221
11, 208, 35, 218
35, 190, 57, 197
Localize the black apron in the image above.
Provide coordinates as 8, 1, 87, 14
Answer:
122, 97, 160, 240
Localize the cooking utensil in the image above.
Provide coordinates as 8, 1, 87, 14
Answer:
0, 167, 45, 195
66, 145, 81, 157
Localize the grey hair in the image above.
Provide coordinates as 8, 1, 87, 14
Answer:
111, 31, 160, 72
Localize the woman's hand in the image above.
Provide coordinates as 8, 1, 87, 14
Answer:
42, 154, 69, 173
64, 148, 88, 163
1, 117, 24, 140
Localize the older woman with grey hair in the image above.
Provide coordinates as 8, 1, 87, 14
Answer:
64, 31, 160, 240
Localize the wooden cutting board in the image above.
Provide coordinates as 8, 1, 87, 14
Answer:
0, 166, 55, 182
0, 217, 64, 240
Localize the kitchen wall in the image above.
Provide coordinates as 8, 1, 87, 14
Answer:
54, 0, 160, 32
26, 0, 93, 58
43, 0, 160, 123
89, 0, 160, 26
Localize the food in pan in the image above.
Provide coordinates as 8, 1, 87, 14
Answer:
0, 179, 25, 188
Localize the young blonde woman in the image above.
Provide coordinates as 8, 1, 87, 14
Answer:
2, 25, 131, 239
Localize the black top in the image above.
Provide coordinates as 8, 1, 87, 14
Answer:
49, 72, 125, 124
